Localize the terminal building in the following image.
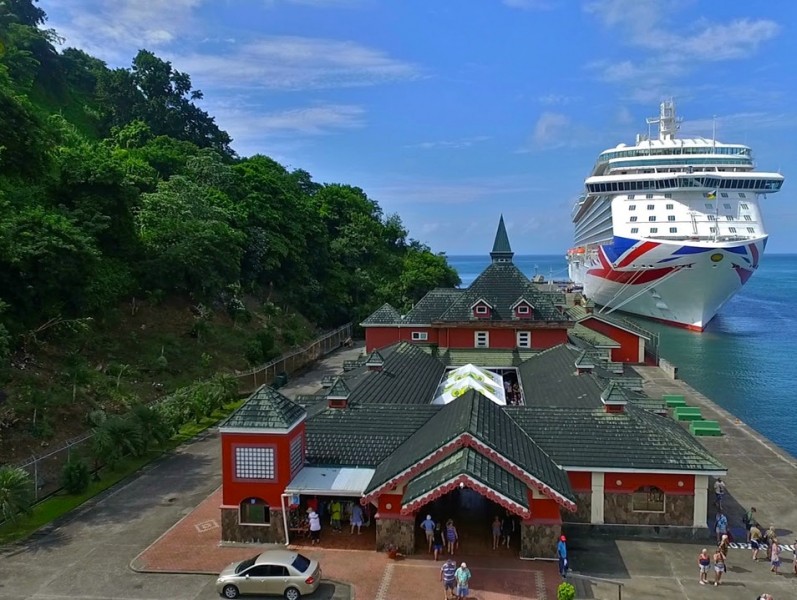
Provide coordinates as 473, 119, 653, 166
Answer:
217, 218, 725, 557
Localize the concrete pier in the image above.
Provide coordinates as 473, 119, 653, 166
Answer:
571, 365, 797, 599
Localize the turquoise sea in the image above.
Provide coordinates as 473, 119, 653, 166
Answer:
448, 253, 797, 458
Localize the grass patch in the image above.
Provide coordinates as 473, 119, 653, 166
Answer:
0, 398, 245, 546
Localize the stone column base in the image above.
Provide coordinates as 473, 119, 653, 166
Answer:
375, 516, 415, 554
520, 522, 560, 559
221, 507, 286, 544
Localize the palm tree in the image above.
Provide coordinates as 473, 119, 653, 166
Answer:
0, 466, 34, 523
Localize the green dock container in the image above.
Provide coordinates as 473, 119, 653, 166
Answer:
673, 406, 703, 421
663, 394, 687, 408
690, 420, 722, 436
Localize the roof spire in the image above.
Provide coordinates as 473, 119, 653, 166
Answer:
490, 214, 514, 264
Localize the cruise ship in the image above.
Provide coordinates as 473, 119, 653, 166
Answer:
567, 100, 785, 331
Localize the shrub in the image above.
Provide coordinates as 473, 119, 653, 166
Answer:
0, 466, 34, 523
61, 459, 90, 495
557, 582, 576, 600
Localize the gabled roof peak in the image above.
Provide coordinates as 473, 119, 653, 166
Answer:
490, 215, 514, 264
327, 377, 351, 399
365, 349, 385, 367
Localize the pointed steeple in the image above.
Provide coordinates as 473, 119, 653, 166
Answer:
490, 215, 514, 264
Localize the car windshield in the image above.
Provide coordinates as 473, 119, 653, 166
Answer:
291, 554, 312, 573
235, 556, 259, 574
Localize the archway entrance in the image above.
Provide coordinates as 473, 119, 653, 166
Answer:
413, 487, 522, 556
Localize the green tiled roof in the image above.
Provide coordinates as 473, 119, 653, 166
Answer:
507, 404, 726, 472
402, 448, 529, 509
360, 303, 402, 326
327, 377, 350, 399
365, 390, 574, 501
490, 215, 514, 262
343, 342, 447, 405
220, 385, 306, 430
305, 404, 440, 467
438, 263, 569, 322
403, 288, 463, 324
517, 345, 604, 408
428, 347, 539, 367
570, 323, 621, 348
566, 306, 654, 341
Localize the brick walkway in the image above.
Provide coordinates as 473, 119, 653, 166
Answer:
132, 488, 561, 599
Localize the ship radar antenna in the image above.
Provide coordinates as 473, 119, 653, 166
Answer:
646, 98, 682, 141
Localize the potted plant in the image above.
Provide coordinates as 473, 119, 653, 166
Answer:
557, 581, 576, 600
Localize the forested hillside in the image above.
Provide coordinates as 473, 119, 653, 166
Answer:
0, 0, 459, 461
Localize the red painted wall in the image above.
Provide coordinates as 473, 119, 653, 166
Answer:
365, 327, 440, 351
530, 329, 569, 349
580, 318, 642, 363
527, 493, 563, 524
221, 424, 306, 507
604, 473, 695, 495
567, 471, 592, 493
376, 492, 404, 516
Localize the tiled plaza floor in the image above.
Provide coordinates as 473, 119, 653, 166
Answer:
131, 487, 560, 599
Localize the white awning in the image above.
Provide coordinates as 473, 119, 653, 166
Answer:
285, 467, 375, 496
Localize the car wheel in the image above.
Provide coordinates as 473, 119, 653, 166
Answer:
284, 587, 301, 600
222, 584, 240, 599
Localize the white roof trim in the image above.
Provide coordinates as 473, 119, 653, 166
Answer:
564, 466, 727, 475
285, 467, 375, 496
220, 419, 304, 436
510, 298, 534, 310
469, 298, 494, 310
402, 474, 529, 516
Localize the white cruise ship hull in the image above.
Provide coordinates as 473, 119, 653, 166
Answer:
568, 237, 765, 331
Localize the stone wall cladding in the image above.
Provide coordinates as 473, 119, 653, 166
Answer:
520, 523, 560, 558
604, 493, 694, 526
562, 492, 591, 523
221, 507, 286, 543
376, 518, 415, 554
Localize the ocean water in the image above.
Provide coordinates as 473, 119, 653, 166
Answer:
448, 253, 797, 458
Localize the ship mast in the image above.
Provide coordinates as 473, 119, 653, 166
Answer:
645, 99, 682, 141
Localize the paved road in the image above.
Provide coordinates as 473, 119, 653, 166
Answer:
0, 345, 363, 600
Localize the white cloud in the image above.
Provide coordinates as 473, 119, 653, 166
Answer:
49, 0, 204, 63
242, 104, 366, 135
584, 0, 781, 92
532, 112, 571, 145
363, 176, 546, 206
174, 37, 421, 91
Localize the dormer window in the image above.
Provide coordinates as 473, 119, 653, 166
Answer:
470, 299, 493, 319
510, 299, 534, 319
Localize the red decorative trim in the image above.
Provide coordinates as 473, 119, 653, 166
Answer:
362, 433, 578, 513
400, 475, 531, 520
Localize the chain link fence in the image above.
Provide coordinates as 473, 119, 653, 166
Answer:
4, 322, 353, 505
234, 322, 353, 394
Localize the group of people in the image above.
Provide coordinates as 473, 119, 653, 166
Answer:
503, 380, 522, 405
439, 559, 471, 600
704, 500, 796, 593
421, 516, 461, 560
301, 497, 371, 544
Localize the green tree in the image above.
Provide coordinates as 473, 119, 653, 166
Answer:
60, 459, 90, 494
0, 466, 34, 522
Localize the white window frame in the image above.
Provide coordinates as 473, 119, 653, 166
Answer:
516, 331, 531, 348
411, 331, 428, 341
516, 304, 530, 315
474, 331, 489, 348
475, 304, 489, 315
289, 436, 303, 476
234, 446, 276, 481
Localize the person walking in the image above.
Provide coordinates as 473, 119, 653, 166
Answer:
501, 512, 514, 549
454, 562, 472, 600
557, 535, 568, 578
491, 516, 502, 550
697, 548, 711, 585
750, 523, 763, 560
307, 507, 321, 545
330, 499, 342, 531
712, 547, 725, 586
769, 538, 781, 575
421, 515, 436, 553
445, 519, 458, 555
350, 503, 364, 534
440, 558, 457, 600
743, 506, 758, 530
713, 478, 726, 510
715, 511, 728, 544
432, 524, 445, 561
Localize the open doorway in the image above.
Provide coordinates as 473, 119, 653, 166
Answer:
414, 487, 521, 556
286, 495, 376, 551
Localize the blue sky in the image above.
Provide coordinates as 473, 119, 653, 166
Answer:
45, 0, 795, 254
